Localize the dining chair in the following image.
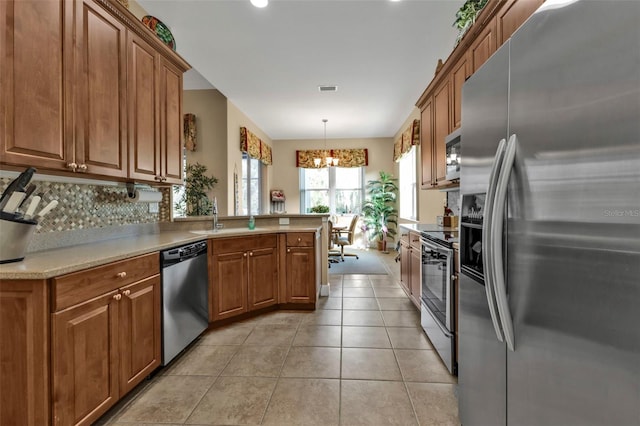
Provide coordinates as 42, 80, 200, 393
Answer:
327, 220, 342, 265
335, 214, 360, 261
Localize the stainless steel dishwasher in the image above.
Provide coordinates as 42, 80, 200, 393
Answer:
160, 240, 209, 365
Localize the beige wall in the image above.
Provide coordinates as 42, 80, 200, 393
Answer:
183, 89, 228, 214
226, 100, 273, 216
393, 107, 445, 224
271, 137, 395, 214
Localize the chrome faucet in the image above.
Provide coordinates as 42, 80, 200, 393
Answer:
212, 197, 219, 231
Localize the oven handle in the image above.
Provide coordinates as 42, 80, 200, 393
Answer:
420, 237, 453, 257
423, 302, 454, 338
491, 134, 517, 352
483, 138, 506, 343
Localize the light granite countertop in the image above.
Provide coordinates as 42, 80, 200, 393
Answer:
0, 225, 321, 280
399, 223, 459, 233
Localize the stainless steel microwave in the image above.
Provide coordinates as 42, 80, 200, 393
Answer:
445, 129, 461, 181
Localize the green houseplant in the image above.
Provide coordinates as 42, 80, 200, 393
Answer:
361, 171, 399, 250
310, 204, 330, 214
174, 162, 218, 216
453, 0, 489, 45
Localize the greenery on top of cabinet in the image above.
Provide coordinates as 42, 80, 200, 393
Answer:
454, 0, 489, 44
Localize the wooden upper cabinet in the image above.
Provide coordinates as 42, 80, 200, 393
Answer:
0, 0, 73, 170
451, 54, 469, 131
159, 58, 184, 184
127, 32, 160, 183
497, 0, 545, 45
433, 79, 451, 183
420, 99, 434, 188
75, 0, 128, 178
469, 16, 497, 74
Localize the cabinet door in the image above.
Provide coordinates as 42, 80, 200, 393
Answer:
286, 247, 316, 304
52, 291, 120, 426
247, 247, 278, 310
469, 16, 497, 73
0, 279, 49, 426
74, 0, 127, 178
420, 99, 434, 188
433, 79, 451, 183
410, 247, 422, 308
399, 241, 411, 295
451, 54, 469, 131
159, 58, 184, 184
497, 0, 545, 45
127, 32, 160, 182
119, 275, 161, 396
0, 0, 73, 171
211, 251, 248, 320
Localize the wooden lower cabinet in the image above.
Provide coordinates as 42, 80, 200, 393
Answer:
409, 245, 422, 307
50, 254, 161, 426
399, 231, 422, 309
210, 235, 278, 322
211, 250, 249, 320
52, 291, 120, 426
248, 247, 279, 310
0, 279, 50, 426
118, 276, 161, 395
286, 246, 315, 304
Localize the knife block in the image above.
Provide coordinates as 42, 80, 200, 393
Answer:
0, 215, 37, 263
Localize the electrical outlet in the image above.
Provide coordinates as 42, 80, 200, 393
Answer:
279, 217, 290, 225
148, 202, 159, 213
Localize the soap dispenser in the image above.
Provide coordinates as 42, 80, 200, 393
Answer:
248, 215, 255, 230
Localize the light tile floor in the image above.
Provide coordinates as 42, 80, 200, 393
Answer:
98, 249, 460, 425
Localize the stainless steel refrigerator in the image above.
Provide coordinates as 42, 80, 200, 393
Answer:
458, 1, 640, 425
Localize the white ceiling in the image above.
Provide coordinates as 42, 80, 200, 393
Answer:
138, 0, 463, 140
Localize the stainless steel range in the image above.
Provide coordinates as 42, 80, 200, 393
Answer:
420, 230, 458, 375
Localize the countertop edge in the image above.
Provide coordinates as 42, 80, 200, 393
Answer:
0, 226, 322, 280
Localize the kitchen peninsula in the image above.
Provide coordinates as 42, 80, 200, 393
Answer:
0, 214, 325, 426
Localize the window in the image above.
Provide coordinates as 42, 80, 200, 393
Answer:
399, 146, 417, 220
242, 153, 262, 215
300, 167, 364, 214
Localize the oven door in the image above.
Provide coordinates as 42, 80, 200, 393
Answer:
420, 237, 454, 332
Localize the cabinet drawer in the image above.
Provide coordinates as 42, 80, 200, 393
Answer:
400, 231, 410, 244
52, 252, 159, 311
409, 232, 422, 250
286, 232, 314, 247
212, 234, 277, 254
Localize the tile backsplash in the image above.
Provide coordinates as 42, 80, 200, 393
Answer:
0, 178, 171, 234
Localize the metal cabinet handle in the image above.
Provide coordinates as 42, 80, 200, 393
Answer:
483, 138, 506, 344
297, 237, 301, 242
78, 164, 87, 172
122, 289, 131, 296
154, 175, 162, 182
116, 272, 127, 278
287, 248, 291, 253
249, 252, 253, 256
491, 134, 518, 352
113, 294, 122, 301
67, 162, 77, 172
243, 252, 247, 257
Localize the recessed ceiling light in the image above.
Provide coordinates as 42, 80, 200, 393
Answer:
319, 85, 338, 92
251, 0, 268, 8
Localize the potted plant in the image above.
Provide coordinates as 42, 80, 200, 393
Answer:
453, 0, 489, 45
361, 171, 399, 251
173, 162, 218, 216
309, 204, 330, 214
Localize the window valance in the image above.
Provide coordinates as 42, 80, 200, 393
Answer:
240, 127, 272, 165
296, 148, 368, 168
393, 119, 420, 162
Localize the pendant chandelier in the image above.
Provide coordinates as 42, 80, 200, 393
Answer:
314, 119, 339, 168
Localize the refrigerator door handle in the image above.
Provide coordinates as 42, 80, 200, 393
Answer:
483, 138, 507, 343
491, 133, 518, 351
